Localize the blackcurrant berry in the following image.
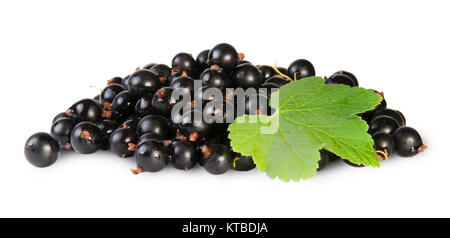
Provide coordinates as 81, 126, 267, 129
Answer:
237, 60, 251, 65
231, 153, 255, 171
369, 115, 400, 135
132, 140, 169, 173
277, 67, 288, 75
362, 90, 387, 120
200, 65, 231, 90
100, 83, 125, 108
208, 43, 244, 73
169, 140, 197, 171
137, 115, 172, 138
287, 59, 315, 80
245, 93, 274, 115
149, 64, 171, 86
232, 63, 263, 89
172, 52, 196, 75
24, 132, 60, 168
96, 119, 118, 150
373, 108, 405, 126
107, 76, 123, 85
169, 74, 195, 96
93, 94, 101, 104
121, 118, 139, 130
258, 65, 278, 81
152, 87, 179, 117
195, 49, 210, 75
180, 109, 212, 142
109, 127, 138, 158
135, 94, 154, 118
393, 127, 427, 157
111, 91, 136, 118
127, 69, 161, 100
66, 98, 103, 122
372, 132, 395, 160
70, 121, 102, 154
121, 75, 130, 90
332, 70, 358, 86
264, 75, 289, 87
203, 99, 235, 132
51, 118, 76, 150
142, 63, 157, 70
193, 86, 220, 105
52, 112, 70, 124
325, 73, 357, 87
137, 132, 166, 144
200, 144, 233, 175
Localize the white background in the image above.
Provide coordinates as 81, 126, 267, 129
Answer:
0, 0, 448, 218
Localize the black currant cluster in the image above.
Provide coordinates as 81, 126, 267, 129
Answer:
24, 43, 426, 175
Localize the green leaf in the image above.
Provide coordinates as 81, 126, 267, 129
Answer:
228, 76, 382, 182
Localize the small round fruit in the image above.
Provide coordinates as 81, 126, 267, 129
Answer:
180, 109, 212, 142
372, 132, 395, 160
369, 115, 400, 135
111, 91, 136, 117
195, 49, 210, 74
24, 132, 60, 168
109, 127, 138, 158
287, 59, 315, 80
332, 70, 358, 86
70, 121, 102, 154
393, 127, 426, 157
100, 84, 125, 107
172, 52, 196, 74
373, 109, 405, 126
208, 43, 243, 73
325, 74, 357, 87
51, 118, 76, 150
142, 63, 157, 70
66, 98, 103, 122
107, 76, 123, 85
169, 75, 195, 96
152, 87, 179, 117
200, 65, 231, 90
232, 63, 263, 89
133, 140, 169, 173
137, 115, 172, 138
149, 64, 171, 86
127, 69, 161, 100
231, 154, 255, 171
135, 94, 154, 117
258, 65, 278, 81
96, 119, 118, 150
201, 144, 233, 175
264, 76, 289, 87
52, 112, 70, 123
170, 140, 197, 170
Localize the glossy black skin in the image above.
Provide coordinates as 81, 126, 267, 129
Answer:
135, 94, 154, 117
70, 121, 102, 154
372, 132, 395, 156
67, 98, 103, 122
264, 75, 289, 87
100, 83, 125, 105
108, 76, 123, 85
317, 150, 330, 171
203, 100, 236, 128
167, 70, 185, 83
149, 64, 171, 86
237, 60, 251, 65
180, 109, 212, 139
232, 63, 263, 89
200, 66, 231, 90
170, 140, 197, 170
393, 127, 424, 157
260, 82, 281, 95
369, 115, 400, 135
109, 127, 138, 158
208, 43, 239, 73
142, 63, 157, 70
332, 70, 358, 86
24, 132, 60, 168
52, 112, 70, 123
202, 144, 233, 175
93, 94, 101, 104
287, 59, 315, 80
135, 140, 169, 172
231, 154, 255, 171
373, 109, 405, 126
137, 115, 172, 138
112, 91, 136, 117
121, 118, 139, 130
121, 75, 130, 90
195, 50, 210, 75
51, 118, 76, 150
127, 69, 161, 100
193, 86, 220, 106
138, 132, 164, 144
277, 67, 288, 75
245, 93, 274, 115
152, 87, 179, 117
258, 65, 278, 81
96, 119, 118, 150
325, 74, 357, 87
172, 52, 196, 74
361, 90, 387, 121
169, 76, 195, 96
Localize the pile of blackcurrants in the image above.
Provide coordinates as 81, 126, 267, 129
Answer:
24, 43, 426, 175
